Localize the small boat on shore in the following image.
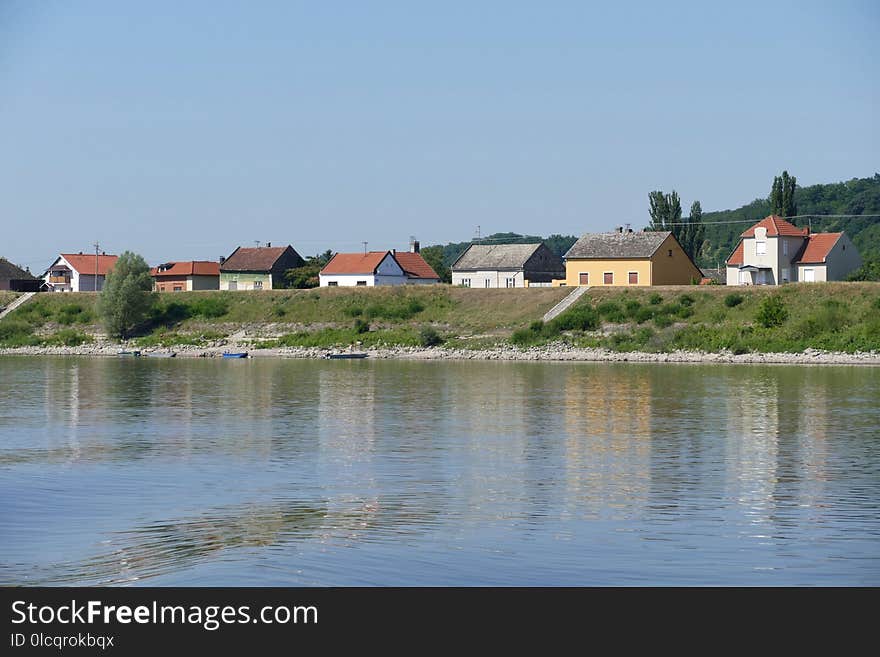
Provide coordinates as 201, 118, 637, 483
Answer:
117, 350, 141, 357
222, 351, 249, 359
323, 352, 368, 360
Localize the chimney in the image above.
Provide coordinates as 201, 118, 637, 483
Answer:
617, 226, 623, 234
392, 248, 396, 255
102, 251, 106, 255
410, 236, 420, 253
267, 242, 271, 247
219, 256, 226, 265
625, 223, 632, 233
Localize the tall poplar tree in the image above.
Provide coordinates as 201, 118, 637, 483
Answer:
770, 170, 797, 217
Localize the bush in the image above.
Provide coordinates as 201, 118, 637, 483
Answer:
633, 307, 654, 324
648, 293, 663, 305
625, 300, 642, 317
273, 306, 286, 317
551, 305, 599, 332
344, 306, 363, 317
653, 314, 674, 329
190, 296, 229, 318
419, 327, 443, 347
678, 294, 695, 307
44, 329, 91, 347
596, 301, 626, 323
724, 294, 744, 308
756, 295, 788, 328
353, 318, 370, 334
677, 305, 694, 319
0, 320, 37, 346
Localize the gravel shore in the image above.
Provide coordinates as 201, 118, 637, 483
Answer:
2, 341, 878, 365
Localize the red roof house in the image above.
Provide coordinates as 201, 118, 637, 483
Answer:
150, 261, 221, 292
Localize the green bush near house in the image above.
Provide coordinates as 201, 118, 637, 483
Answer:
724, 293, 744, 308
419, 327, 443, 347
648, 293, 663, 305
756, 295, 789, 328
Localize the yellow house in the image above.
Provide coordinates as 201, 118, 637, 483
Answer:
561, 229, 701, 286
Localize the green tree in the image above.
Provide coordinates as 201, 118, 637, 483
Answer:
770, 170, 797, 217
98, 251, 155, 339
419, 245, 451, 283
648, 190, 682, 231
686, 200, 704, 261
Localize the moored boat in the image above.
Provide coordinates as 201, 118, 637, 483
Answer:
117, 349, 141, 357
222, 352, 249, 359
323, 352, 368, 360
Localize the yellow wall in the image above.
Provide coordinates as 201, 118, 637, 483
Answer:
563, 258, 652, 286
564, 235, 701, 286
650, 234, 703, 285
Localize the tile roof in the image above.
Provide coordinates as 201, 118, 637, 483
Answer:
151, 261, 220, 277
320, 251, 391, 275
61, 253, 118, 276
0, 258, 35, 280
741, 215, 808, 237
726, 241, 744, 265
564, 231, 671, 259
794, 233, 842, 264
452, 243, 543, 270
394, 252, 440, 280
221, 246, 290, 271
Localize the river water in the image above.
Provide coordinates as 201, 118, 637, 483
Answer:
1, 356, 878, 585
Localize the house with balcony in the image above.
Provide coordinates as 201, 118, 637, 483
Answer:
151, 261, 220, 292
725, 216, 861, 285
42, 252, 118, 292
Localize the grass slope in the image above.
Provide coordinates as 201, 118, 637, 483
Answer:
1, 284, 878, 354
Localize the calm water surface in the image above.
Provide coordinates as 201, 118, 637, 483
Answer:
1, 356, 878, 585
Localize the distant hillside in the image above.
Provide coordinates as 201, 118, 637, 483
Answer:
700, 174, 880, 267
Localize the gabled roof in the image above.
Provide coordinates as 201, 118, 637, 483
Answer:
794, 233, 842, 264
394, 252, 440, 280
726, 241, 744, 266
151, 261, 220, 277
320, 251, 392, 275
59, 253, 118, 275
564, 231, 671, 259
0, 258, 35, 280
452, 243, 544, 270
741, 215, 808, 238
220, 246, 293, 272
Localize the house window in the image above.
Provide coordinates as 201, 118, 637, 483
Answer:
628, 272, 638, 285
783, 240, 788, 256
485, 279, 491, 288
803, 268, 815, 282
228, 281, 238, 291
781, 267, 790, 283
173, 286, 183, 292
579, 273, 589, 285
756, 241, 767, 255
461, 278, 470, 287
506, 278, 515, 288
604, 272, 613, 285
356, 281, 367, 286
327, 281, 338, 286
254, 280, 263, 290
668, 249, 673, 257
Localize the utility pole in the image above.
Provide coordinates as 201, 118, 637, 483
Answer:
362, 241, 368, 254
476, 225, 481, 242
94, 242, 100, 292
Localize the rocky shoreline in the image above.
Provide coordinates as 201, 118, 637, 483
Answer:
1, 341, 878, 365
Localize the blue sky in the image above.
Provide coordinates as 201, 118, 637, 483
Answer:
1, 1, 877, 269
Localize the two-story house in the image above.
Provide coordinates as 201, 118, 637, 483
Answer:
725, 216, 861, 285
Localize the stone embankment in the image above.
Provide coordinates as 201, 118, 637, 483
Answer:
2, 341, 878, 365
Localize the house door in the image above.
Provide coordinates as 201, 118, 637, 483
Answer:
803, 268, 815, 282
228, 281, 237, 290
579, 273, 589, 285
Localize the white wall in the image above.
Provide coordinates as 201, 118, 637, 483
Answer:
451, 270, 524, 288
319, 253, 408, 287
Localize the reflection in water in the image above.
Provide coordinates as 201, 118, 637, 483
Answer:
0, 357, 878, 585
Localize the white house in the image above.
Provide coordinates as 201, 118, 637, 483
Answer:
43, 252, 119, 292
726, 215, 861, 285
319, 251, 408, 287
450, 243, 565, 288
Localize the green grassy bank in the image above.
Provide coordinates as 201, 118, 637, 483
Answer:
0, 283, 878, 354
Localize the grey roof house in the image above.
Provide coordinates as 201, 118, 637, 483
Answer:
450, 243, 565, 288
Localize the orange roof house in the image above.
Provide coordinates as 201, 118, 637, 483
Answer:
725, 216, 860, 285
150, 261, 220, 292
319, 243, 440, 287
43, 252, 119, 292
